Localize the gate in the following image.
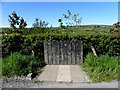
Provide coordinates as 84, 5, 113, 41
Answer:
44, 41, 83, 65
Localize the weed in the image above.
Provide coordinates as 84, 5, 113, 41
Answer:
32, 80, 44, 83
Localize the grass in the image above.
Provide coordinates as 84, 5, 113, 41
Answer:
2, 52, 42, 77
93, 27, 110, 32
32, 80, 44, 83
82, 53, 120, 83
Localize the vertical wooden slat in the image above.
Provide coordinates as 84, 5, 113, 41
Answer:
44, 42, 47, 64
74, 41, 77, 64
63, 42, 66, 65
74, 42, 77, 64
54, 42, 57, 64
71, 42, 73, 64
59, 42, 62, 64
58, 42, 60, 64
75, 41, 80, 64
61, 42, 64, 65
74, 42, 76, 65
51, 42, 53, 64
80, 41, 83, 64
49, 42, 52, 64
71, 42, 75, 65
54, 42, 56, 65
52, 42, 56, 65
66, 42, 69, 64
56, 42, 59, 65
62, 42, 65, 65
67, 41, 71, 65
64, 42, 67, 65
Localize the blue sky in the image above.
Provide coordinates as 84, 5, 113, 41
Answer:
1, 2, 118, 27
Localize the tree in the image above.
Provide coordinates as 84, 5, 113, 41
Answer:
58, 19, 63, 28
8, 11, 27, 29
59, 10, 82, 27
32, 18, 49, 28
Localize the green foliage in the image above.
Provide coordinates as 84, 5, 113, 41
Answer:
82, 53, 120, 83
2, 33, 120, 58
58, 19, 64, 28
2, 34, 24, 57
93, 26, 111, 32
32, 18, 49, 28
8, 11, 27, 35
8, 11, 27, 29
2, 25, 120, 35
61, 10, 82, 26
2, 52, 43, 77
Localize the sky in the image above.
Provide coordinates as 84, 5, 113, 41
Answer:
1, 2, 119, 27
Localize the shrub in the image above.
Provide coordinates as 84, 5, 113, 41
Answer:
2, 33, 120, 58
82, 53, 120, 83
2, 52, 44, 77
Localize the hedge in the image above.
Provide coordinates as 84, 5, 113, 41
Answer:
2, 33, 120, 58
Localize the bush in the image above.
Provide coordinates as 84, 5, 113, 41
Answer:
82, 53, 120, 83
2, 33, 120, 58
2, 52, 44, 77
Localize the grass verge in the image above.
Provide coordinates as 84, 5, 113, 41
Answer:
82, 53, 120, 83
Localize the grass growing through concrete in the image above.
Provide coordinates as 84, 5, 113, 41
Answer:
82, 53, 120, 83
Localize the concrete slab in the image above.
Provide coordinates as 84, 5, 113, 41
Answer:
70, 65, 90, 83
70, 65, 84, 82
38, 65, 59, 81
56, 65, 71, 82
38, 65, 91, 83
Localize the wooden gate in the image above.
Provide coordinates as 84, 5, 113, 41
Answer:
44, 41, 83, 65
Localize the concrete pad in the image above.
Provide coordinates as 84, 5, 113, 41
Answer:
56, 65, 71, 82
38, 65, 59, 81
70, 65, 91, 83
38, 65, 91, 83
70, 65, 84, 82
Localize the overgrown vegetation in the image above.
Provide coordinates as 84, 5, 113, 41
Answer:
2, 52, 45, 77
82, 53, 120, 83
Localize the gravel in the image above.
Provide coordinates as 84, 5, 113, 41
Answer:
1, 76, 119, 88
